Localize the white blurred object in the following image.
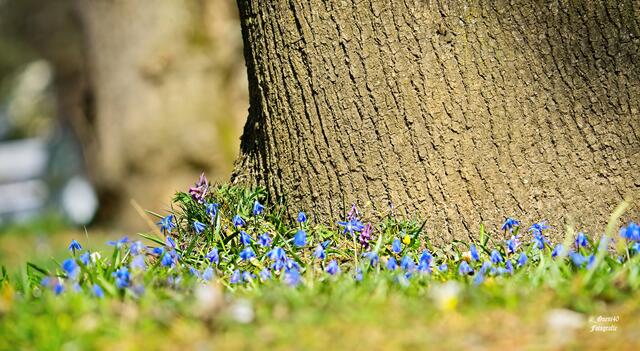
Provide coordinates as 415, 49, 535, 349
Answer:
0, 179, 48, 214
229, 298, 254, 324
0, 138, 48, 182
60, 175, 98, 225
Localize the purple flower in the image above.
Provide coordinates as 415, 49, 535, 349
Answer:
359, 223, 373, 248
501, 218, 520, 232
189, 172, 209, 203
347, 204, 359, 220
326, 260, 340, 275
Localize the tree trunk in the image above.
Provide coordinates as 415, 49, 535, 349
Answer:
233, 0, 640, 242
77, 0, 247, 227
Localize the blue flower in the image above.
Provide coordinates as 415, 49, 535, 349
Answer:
285, 258, 301, 273
400, 256, 415, 272
268, 247, 286, 262
620, 222, 640, 241
113, 267, 130, 289
152, 247, 165, 256
293, 230, 306, 248
458, 261, 473, 275
532, 232, 549, 250
479, 261, 492, 275
107, 236, 130, 248
337, 218, 365, 236
206, 248, 219, 264
206, 203, 219, 219
570, 252, 588, 267
202, 267, 214, 281
438, 263, 448, 272
79, 252, 90, 266
242, 271, 255, 282
470, 244, 480, 261
240, 247, 256, 261
551, 244, 564, 258
392, 238, 402, 254
92, 284, 104, 298
354, 268, 363, 281
189, 266, 200, 277
233, 215, 246, 228
284, 268, 301, 287
130, 241, 146, 255
230, 270, 242, 284
528, 221, 550, 235
166, 236, 177, 248
157, 215, 176, 233
587, 254, 596, 269
505, 260, 514, 274
386, 257, 398, 270
326, 260, 340, 275
253, 200, 265, 216
131, 255, 146, 271
575, 232, 588, 248
501, 218, 520, 232
419, 250, 433, 266
313, 245, 326, 260
517, 252, 527, 267
62, 259, 79, 280
297, 212, 307, 223
473, 272, 484, 285
161, 252, 175, 268
240, 231, 252, 246
193, 220, 206, 234
68, 240, 82, 253
258, 233, 272, 247
53, 281, 64, 295
259, 268, 271, 281
506, 237, 519, 254
490, 250, 503, 264
363, 252, 379, 267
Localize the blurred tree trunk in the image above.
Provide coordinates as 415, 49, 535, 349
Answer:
76, 0, 247, 226
233, 0, 640, 241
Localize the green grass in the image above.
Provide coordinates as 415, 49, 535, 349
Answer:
0, 182, 639, 350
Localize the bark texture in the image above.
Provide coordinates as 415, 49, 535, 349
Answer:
233, 0, 640, 242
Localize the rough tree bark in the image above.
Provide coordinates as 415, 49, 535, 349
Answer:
232, 0, 640, 242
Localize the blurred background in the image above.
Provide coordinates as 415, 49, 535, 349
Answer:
0, 0, 247, 236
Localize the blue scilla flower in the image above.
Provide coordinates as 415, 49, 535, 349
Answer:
166, 236, 177, 248
337, 218, 365, 236
326, 260, 340, 275
505, 260, 514, 274
575, 232, 588, 248
473, 272, 484, 286
490, 250, 503, 264
439, 263, 448, 272
551, 244, 564, 258
189, 266, 200, 277
517, 252, 528, 267
260, 268, 271, 281
400, 256, 415, 272
363, 252, 379, 267
285, 258, 301, 272
157, 215, 176, 233
297, 211, 307, 223
130, 241, 146, 255
392, 238, 402, 254
268, 247, 286, 262
501, 218, 520, 232
293, 229, 306, 248
202, 267, 214, 281
620, 222, 640, 241
570, 252, 588, 267
62, 259, 79, 280
242, 271, 255, 282
258, 233, 272, 247
284, 268, 302, 287
53, 281, 64, 295
587, 254, 596, 269
313, 245, 326, 260
533, 232, 549, 250
529, 221, 550, 235
479, 261, 492, 275
79, 252, 90, 266
113, 267, 130, 289
418, 260, 431, 274
152, 247, 165, 256
419, 250, 433, 266
230, 270, 242, 284
470, 244, 480, 261
206, 248, 219, 264
458, 261, 473, 275
161, 252, 175, 268
92, 284, 104, 298
253, 200, 265, 216
193, 220, 206, 234
206, 203, 219, 219
233, 215, 246, 228
107, 236, 130, 248
386, 257, 398, 270
354, 268, 363, 282
131, 255, 146, 271
240, 247, 256, 261
240, 231, 252, 246
506, 237, 519, 254
68, 239, 82, 253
